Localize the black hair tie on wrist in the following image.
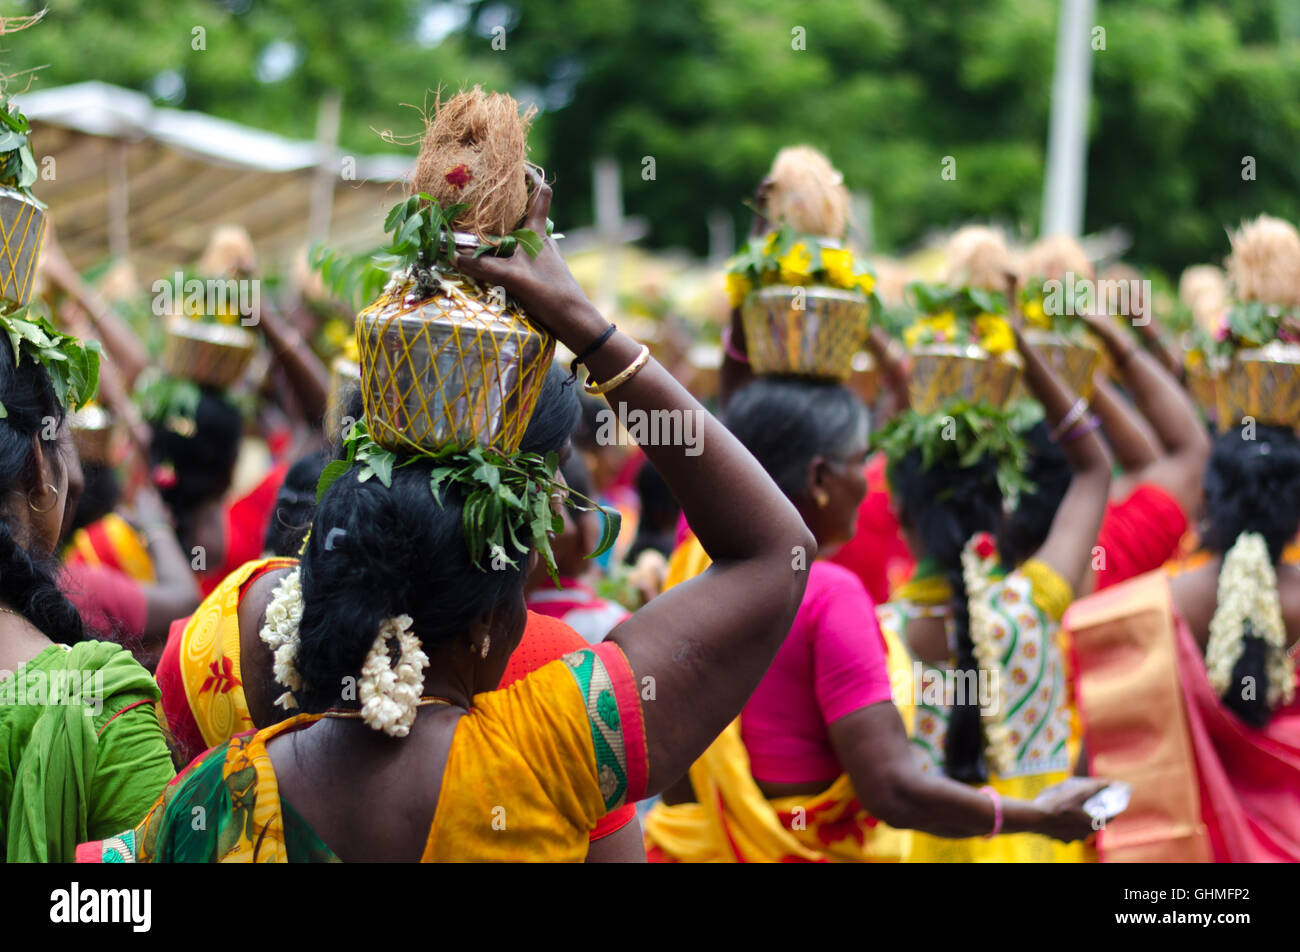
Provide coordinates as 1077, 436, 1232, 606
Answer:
564, 323, 617, 388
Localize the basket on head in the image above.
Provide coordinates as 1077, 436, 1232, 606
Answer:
908, 343, 1023, 414
1185, 354, 1222, 418
0, 186, 46, 309
741, 285, 868, 381
1020, 328, 1101, 400
160, 317, 257, 389
68, 404, 114, 465
357, 273, 554, 454
1215, 342, 1300, 433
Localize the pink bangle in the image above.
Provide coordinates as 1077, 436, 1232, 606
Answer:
722, 326, 749, 364
1049, 397, 1090, 441
980, 785, 1003, 838
1061, 413, 1102, 443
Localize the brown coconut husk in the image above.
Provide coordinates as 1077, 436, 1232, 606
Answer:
198, 225, 258, 278
762, 146, 850, 240
943, 226, 1017, 292
1021, 233, 1095, 284
1179, 264, 1228, 332
1226, 215, 1300, 309
410, 87, 537, 239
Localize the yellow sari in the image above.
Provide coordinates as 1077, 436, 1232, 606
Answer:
155, 557, 299, 763
80, 643, 648, 862
65, 513, 155, 583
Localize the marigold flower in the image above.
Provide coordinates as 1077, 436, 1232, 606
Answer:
725, 271, 752, 309
776, 242, 813, 285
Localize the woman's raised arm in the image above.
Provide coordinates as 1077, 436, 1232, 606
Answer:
1015, 327, 1112, 593
457, 176, 815, 795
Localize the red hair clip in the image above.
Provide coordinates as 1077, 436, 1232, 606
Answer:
152, 463, 177, 490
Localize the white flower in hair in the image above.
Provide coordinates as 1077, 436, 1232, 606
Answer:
359, 614, 430, 737
1207, 532, 1294, 710
259, 567, 305, 710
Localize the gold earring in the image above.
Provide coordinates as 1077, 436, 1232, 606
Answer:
27, 483, 59, 514
813, 489, 829, 509
480, 635, 491, 659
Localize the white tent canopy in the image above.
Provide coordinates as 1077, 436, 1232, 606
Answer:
16, 81, 412, 278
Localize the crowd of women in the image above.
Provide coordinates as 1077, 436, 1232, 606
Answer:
2, 125, 1299, 863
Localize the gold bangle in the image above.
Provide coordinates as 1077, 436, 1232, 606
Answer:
584, 345, 651, 396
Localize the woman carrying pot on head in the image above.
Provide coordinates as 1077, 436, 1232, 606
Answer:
1065, 216, 1300, 862
643, 369, 1108, 863
0, 322, 175, 862
876, 298, 1115, 862
145, 361, 646, 862
80, 175, 814, 862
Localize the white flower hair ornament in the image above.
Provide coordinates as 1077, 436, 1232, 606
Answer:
260, 567, 306, 710
1206, 531, 1295, 710
359, 614, 430, 737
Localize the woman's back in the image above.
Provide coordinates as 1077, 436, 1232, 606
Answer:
741, 560, 893, 792
0, 640, 175, 862
134, 645, 645, 862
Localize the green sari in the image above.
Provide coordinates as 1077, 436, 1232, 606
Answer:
78, 714, 339, 863
0, 640, 176, 862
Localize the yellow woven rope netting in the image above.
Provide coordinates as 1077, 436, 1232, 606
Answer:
357, 274, 554, 455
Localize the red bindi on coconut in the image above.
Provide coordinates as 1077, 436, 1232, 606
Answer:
445, 164, 472, 189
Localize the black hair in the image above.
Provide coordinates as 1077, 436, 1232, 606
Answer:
721, 378, 867, 499
892, 448, 1003, 783
263, 451, 329, 557
295, 457, 525, 712
997, 422, 1071, 567
520, 363, 582, 457
68, 461, 121, 536
0, 335, 85, 645
1202, 426, 1300, 727
293, 363, 581, 711
148, 388, 242, 544
574, 393, 608, 452
560, 451, 594, 499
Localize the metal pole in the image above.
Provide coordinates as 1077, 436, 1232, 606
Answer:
1041, 0, 1096, 238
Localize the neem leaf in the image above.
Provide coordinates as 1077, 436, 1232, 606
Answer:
511, 228, 544, 258
364, 448, 394, 487
429, 466, 454, 505
316, 459, 351, 502
589, 505, 622, 560
383, 201, 409, 234
17, 146, 37, 189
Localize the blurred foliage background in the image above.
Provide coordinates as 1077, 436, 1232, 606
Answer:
2, 0, 1298, 277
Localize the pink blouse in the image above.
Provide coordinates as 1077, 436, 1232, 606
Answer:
741, 560, 894, 784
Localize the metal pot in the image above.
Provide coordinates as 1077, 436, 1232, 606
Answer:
908, 343, 1023, 414
1020, 328, 1102, 399
0, 186, 46, 309
160, 318, 257, 389
357, 272, 555, 454
740, 284, 868, 380
1215, 341, 1300, 432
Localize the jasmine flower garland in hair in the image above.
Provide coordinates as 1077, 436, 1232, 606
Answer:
316, 418, 620, 581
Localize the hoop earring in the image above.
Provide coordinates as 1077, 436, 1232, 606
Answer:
27, 484, 59, 514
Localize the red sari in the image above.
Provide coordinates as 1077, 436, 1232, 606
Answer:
1066, 570, 1300, 861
